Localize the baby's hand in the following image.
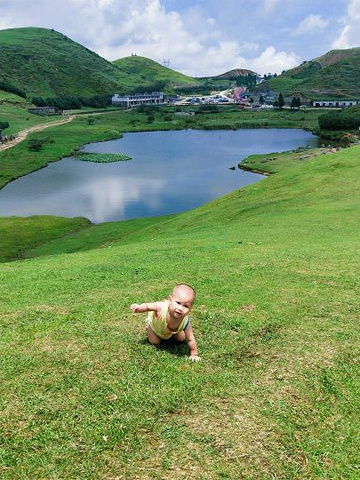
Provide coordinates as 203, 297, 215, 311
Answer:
130, 304, 140, 313
189, 355, 201, 362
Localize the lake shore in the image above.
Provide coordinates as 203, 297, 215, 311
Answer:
0, 106, 323, 190
0, 129, 317, 223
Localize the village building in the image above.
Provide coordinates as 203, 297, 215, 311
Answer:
28, 106, 62, 115
112, 92, 165, 108
312, 99, 358, 108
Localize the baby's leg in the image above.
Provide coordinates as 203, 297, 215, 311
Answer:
174, 331, 186, 342
147, 325, 161, 345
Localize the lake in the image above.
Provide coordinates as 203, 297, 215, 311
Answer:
0, 129, 318, 223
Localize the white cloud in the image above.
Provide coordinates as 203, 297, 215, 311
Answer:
293, 14, 329, 36
247, 46, 300, 75
0, 15, 16, 30
262, 0, 280, 12
238, 42, 260, 54
332, 0, 360, 49
0, 0, 309, 76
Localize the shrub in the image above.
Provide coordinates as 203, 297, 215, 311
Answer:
28, 136, 53, 152
318, 109, 360, 130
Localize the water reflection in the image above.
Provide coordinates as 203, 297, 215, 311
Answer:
0, 129, 318, 223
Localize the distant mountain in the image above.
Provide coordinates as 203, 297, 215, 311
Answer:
0, 27, 198, 99
258, 48, 360, 100
211, 68, 257, 80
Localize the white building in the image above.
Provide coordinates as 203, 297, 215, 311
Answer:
112, 92, 164, 108
313, 99, 358, 108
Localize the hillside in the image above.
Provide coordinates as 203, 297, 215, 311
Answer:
212, 68, 257, 79
0, 27, 198, 99
257, 47, 360, 100
113, 55, 199, 90
1, 145, 359, 478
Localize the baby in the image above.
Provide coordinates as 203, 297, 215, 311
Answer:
130, 283, 200, 361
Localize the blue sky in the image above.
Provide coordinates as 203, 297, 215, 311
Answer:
1, 0, 360, 76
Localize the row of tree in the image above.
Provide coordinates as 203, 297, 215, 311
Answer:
0, 80, 27, 98
235, 74, 257, 88
32, 95, 112, 110
260, 93, 301, 109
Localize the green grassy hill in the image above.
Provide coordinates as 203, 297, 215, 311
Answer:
113, 55, 199, 91
0, 27, 128, 98
0, 27, 198, 99
259, 47, 360, 100
1, 144, 359, 478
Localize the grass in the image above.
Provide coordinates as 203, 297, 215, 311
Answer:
0, 216, 91, 263
0, 142, 359, 478
0, 101, 58, 136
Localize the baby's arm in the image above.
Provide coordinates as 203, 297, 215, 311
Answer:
130, 301, 162, 314
184, 324, 201, 361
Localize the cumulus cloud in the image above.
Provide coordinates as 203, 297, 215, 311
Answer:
247, 46, 300, 75
0, 0, 309, 76
332, 0, 360, 49
293, 14, 329, 36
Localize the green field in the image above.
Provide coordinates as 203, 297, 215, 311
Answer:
0, 99, 59, 135
0, 126, 359, 478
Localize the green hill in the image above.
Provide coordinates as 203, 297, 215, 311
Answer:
0, 27, 128, 98
1, 144, 359, 478
0, 27, 198, 99
113, 55, 199, 91
258, 47, 360, 100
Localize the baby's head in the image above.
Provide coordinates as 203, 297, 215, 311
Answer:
172, 283, 196, 302
169, 284, 196, 317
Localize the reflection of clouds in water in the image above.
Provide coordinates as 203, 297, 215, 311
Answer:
0, 130, 316, 222
78, 175, 165, 223
0, 172, 165, 223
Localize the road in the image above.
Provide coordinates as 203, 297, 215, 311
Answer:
0, 115, 75, 152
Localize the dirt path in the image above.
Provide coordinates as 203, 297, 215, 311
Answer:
0, 115, 75, 152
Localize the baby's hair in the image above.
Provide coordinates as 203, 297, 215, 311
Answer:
173, 283, 196, 300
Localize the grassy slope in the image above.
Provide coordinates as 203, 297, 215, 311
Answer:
0, 27, 130, 98
0, 98, 60, 136
113, 56, 199, 89
1, 145, 359, 478
0, 216, 91, 262
262, 48, 360, 99
0, 28, 198, 99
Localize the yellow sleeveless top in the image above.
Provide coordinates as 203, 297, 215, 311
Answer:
147, 301, 189, 339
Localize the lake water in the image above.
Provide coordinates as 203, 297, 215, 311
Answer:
0, 129, 318, 223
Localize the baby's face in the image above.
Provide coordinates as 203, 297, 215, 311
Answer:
168, 288, 194, 319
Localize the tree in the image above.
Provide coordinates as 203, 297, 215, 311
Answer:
0, 121, 9, 132
277, 92, 285, 109
290, 97, 301, 109
290, 97, 299, 109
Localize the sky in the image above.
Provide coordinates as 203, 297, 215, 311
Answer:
1, 0, 360, 77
